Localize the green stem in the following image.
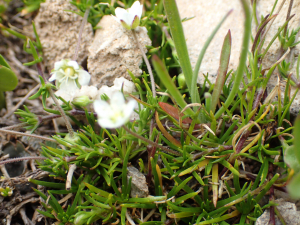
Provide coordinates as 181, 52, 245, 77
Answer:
123, 125, 181, 156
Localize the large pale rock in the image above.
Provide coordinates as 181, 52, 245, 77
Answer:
177, 0, 244, 84
256, 198, 300, 225
34, 0, 93, 71
177, 0, 300, 114
88, 15, 151, 87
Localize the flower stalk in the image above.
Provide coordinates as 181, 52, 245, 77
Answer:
132, 30, 156, 98
48, 86, 75, 138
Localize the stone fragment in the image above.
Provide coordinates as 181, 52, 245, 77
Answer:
88, 15, 151, 87
34, 0, 93, 72
177, 0, 300, 114
21, 131, 43, 151
256, 198, 300, 225
127, 166, 149, 198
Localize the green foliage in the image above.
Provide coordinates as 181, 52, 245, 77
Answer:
0, 54, 18, 109
278, 27, 300, 50
285, 116, 300, 199
4, 0, 300, 224
21, 0, 45, 15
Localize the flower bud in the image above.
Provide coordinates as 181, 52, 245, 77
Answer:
0, 187, 13, 197
178, 73, 186, 88
72, 95, 92, 107
64, 133, 81, 144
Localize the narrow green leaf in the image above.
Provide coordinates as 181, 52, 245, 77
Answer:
163, 0, 197, 103
193, 10, 233, 110
215, 0, 251, 119
211, 30, 231, 114
0, 54, 11, 69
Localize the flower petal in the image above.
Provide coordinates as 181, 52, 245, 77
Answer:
54, 60, 67, 70
112, 15, 121, 23
49, 73, 57, 82
115, 7, 128, 21
59, 79, 79, 94
93, 100, 112, 118
75, 85, 98, 100
77, 70, 91, 86
110, 92, 125, 107
113, 77, 137, 95
97, 117, 123, 129
129, 1, 143, 19
55, 89, 74, 102
67, 60, 80, 70
123, 99, 137, 120
121, 12, 135, 28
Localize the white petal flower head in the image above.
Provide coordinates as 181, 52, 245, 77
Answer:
113, 1, 143, 30
93, 92, 136, 129
49, 59, 91, 93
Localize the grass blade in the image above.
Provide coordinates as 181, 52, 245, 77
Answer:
163, 0, 199, 105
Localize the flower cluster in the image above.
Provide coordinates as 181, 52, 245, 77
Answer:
49, 61, 137, 128
48, 1, 144, 129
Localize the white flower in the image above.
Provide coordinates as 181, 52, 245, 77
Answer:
74, 85, 98, 100
49, 59, 91, 93
98, 77, 137, 98
93, 92, 136, 129
113, 1, 143, 30
98, 77, 140, 121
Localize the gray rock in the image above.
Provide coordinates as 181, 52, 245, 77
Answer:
88, 15, 151, 87
127, 166, 149, 198
256, 198, 300, 225
34, 0, 93, 72
177, 0, 300, 114
21, 131, 43, 151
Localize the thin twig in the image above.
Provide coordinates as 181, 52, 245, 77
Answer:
0, 156, 47, 166
66, 164, 77, 190
0, 122, 28, 130
19, 207, 34, 225
7, 48, 40, 83
0, 129, 56, 143
0, 154, 10, 178
3, 84, 40, 119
